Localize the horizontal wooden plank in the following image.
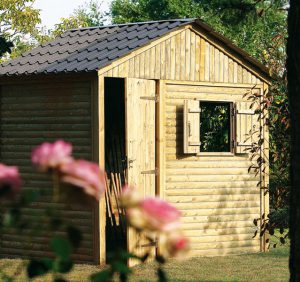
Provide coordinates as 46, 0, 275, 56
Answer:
166, 160, 252, 168
182, 221, 257, 230
166, 167, 253, 175
166, 174, 259, 182
168, 194, 259, 203
187, 233, 257, 243
166, 188, 260, 196
181, 207, 260, 217
166, 181, 259, 189
172, 201, 260, 210
181, 214, 259, 224
184, 226, 258, 237
187, 245, 260, 257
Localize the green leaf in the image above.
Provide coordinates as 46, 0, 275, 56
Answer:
27, 259, 51, 278
91, 270, 111, 282
53, 258, 73, 274
112, 262, 131, 275
157, 268, 167, 282
51, 236, 72, 259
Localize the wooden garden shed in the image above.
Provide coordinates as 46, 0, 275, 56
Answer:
0, 18, 271, 264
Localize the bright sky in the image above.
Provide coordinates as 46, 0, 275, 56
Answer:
33, 0, 111, 30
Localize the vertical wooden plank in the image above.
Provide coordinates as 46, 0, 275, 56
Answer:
150, 47, 156, 78
165, 38, 171, 79
235, 101, 242, 154
224, 55, 229, 83
160, 40, 166, 79
209, 45, 215, 81
180, 31, 186, 81
252, 74, 257, 84
157, 80, 166, 256
242, 68, 248, 84
219, 51, 224, 82
200, 38, 206, 81
262, 83, 270, 252
144, 49, 150, 78
228, 59, 234, 83
129, 58, 135, 78
237, 65, 243, 83
155, 44, 161, 79
190, 31, 196, 81
175, 33, 181, 81
98, 75, 106, 264
112, 66, 119, 77
126, 78, 156, 266
139, 51, 145, 78
214, 48, 220, 82
233, 62, 238, 83
204, 42, 210, 81
170, 36, 176, 80
107, 69, 113, 77
91, 78, 100, 264
184, 100, 201, 154
134, 56, 140, 77
195, 35, 201, 81
185, 29, 191, 80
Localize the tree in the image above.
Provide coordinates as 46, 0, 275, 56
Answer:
0, 0, 41, 59
287, 1, 300, 280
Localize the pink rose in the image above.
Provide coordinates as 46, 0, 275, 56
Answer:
120, 185, 141, 207
0, 164, 22, 196
60, 160, 106, 200
165, 233, 190, 258
140, 197, 181, 232
31, 140, 73, 171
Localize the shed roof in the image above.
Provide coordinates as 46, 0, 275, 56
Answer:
0, 18, 270, 79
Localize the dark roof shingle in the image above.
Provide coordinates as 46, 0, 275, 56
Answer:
0, 19, 191, 76
0, 18, 269, 79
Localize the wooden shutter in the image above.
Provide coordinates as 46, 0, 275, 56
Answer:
125, 78, 156, 266
235, 101, 260, 153
183, 100, 201, 154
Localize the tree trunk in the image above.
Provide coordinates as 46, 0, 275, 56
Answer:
287, 1, 300, 281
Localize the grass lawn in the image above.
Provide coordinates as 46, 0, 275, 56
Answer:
0, 243, 289, 282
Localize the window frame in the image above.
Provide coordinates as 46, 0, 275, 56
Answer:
197, 100, 235, 156
183, 99, 236, 156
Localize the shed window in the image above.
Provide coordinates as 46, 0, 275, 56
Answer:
200, 102, 231, 152
183, 100, 233, 154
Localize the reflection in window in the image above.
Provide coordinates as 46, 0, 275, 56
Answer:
200, 102, 231, 152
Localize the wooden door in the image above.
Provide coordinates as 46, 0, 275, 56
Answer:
125, 78, 156, 266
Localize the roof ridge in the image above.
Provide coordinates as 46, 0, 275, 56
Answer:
68, 18, 196, 32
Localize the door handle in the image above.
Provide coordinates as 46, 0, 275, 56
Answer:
128, 158, 136, 168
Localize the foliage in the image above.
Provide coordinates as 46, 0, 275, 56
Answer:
0, 140, 188, 281
0, 0, 41, 58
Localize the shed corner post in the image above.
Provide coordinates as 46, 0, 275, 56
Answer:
98, 74, 106, 264
262, 82, 270, 252
156, 80, 167, 256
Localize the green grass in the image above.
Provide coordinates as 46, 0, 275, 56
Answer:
0, 243, 289, 282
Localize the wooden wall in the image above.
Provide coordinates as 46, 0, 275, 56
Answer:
0, 78, 99, 263
161, 81, 262, 256
99, 26, 264, 85
98, 25, 269, 260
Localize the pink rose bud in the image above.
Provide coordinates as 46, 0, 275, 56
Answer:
120, 185, 141, 207
0, 164, 22, 197
31, 140, 73, 171
60, 160, 106, 200
165, 233, 190, 258
140, 197, 181, 232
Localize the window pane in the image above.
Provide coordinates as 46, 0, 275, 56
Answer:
200, 102, 231, 152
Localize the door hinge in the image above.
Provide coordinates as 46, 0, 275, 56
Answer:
140, 94, 159, 102
141, 168, 159, 175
